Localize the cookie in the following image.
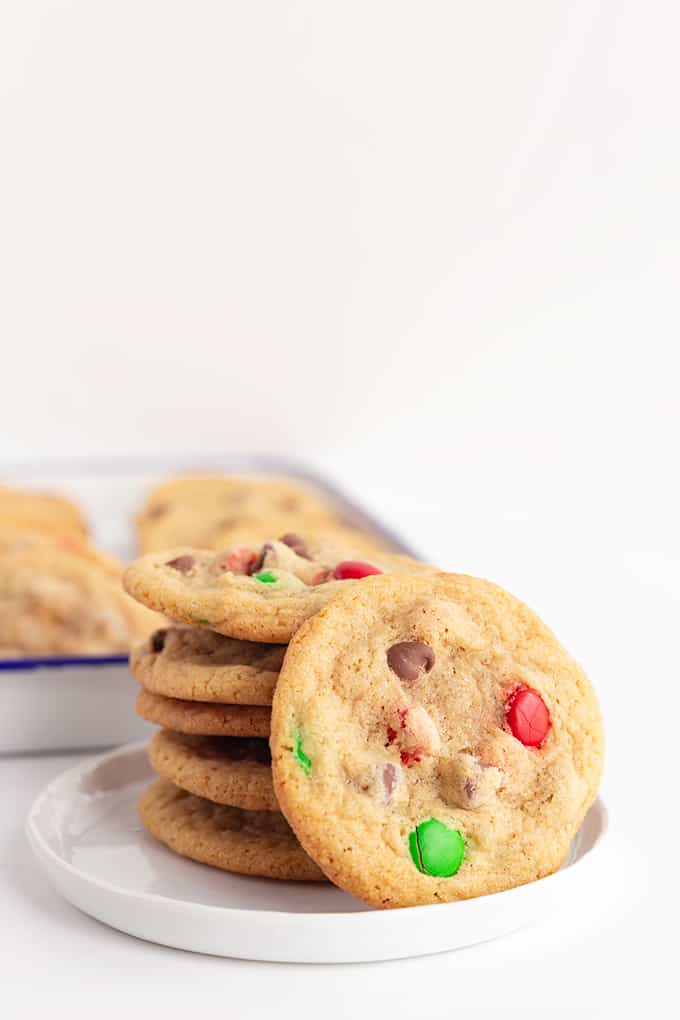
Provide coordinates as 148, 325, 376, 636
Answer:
148, 729, 278, 811
0, 528, 123, 578
0, 484, 88, 539
271, 573, 604, 909
130, 626, 284, 705
0, 543, 161, 657
136, 475, 339, 553
136, 688, 271, 737
139, 778, 326, 881
124, 537, 433, 643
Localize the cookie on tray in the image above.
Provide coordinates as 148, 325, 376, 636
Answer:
148, 729, 277, 812
0, 484, 88, 539
139, 778, 326, 881
270, 573, 604, 908
136, 475, 340, 553
0, 528, 122, 578
136, 689, 271, 737
124, 537, 433, 643
0, 542, 161, 657
130, 626, 284, 705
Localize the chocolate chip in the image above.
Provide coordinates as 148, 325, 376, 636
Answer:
279, 532, 310, 559
248, 542, 274, 575
221, 737, 271, 765
146, 503, 168, 520
165, 555, 195, 574
386, 641, 436, 682
463, 778, 476, 801
150, 628, 168, 653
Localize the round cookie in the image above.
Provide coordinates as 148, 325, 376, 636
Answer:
0, 484, 88, 539
208, 522, 396, 559
136, 688, 271, 737
130, 626, 284, 705
136, 475, 339, 553
0, 543, 161, 657
139, 778, 326, 882
148, 729, 278, 812
0, 528, 123, 578
270, 573, 604, 909
124, 537, 433, 643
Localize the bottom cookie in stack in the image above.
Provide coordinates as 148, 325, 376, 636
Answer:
131, 624, 326, 881
139, 779, 325, 882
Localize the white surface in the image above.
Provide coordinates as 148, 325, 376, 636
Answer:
0, 664, 151, 754
26, 742, 607, 964
1, 2, 678, 463
0, 0, 678, 1013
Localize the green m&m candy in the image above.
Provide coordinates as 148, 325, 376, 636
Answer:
409, 818, 465, 877
254, 570, 277, 584
291, 730, 311, 774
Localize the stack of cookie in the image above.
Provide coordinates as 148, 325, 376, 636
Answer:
124, 532, 604, 908
125, 532, 426, 881
130, 625, 325, 881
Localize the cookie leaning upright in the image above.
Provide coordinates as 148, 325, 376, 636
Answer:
270, 573, 604, 909
123, 536, 433, 643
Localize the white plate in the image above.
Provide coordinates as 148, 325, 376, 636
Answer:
26, 742, 608, 963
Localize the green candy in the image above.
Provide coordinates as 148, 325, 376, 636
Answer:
409, 818, 465, 877
254, 570, 277, 584
292, 730, 311, 774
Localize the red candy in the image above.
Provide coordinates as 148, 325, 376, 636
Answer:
221, 547, 257, 574
333, 560, 383, 580
506, 686, 551, 747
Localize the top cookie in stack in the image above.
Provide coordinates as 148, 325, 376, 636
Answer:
126, 474, 429, 882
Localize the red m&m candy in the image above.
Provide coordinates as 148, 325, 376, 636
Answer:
333, 560, 383, 580
506, 686, 551, 747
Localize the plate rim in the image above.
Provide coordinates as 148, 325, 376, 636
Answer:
26, 740, 609, 925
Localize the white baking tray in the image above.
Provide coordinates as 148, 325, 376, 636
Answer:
1, 455, 415, 754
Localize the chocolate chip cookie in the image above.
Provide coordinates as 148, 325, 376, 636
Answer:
270, 573, 604, 908
149, 729, 277, 811
130, 626, 284, 705
0, 484, 88, 540
139, 778, 326, 881
124, 537, 433, 643
0, 541, 160, 656
136, 475, 339, 553
136, 689, 271, 737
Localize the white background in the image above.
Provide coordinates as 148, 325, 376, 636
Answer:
1, 1, 679, 1017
